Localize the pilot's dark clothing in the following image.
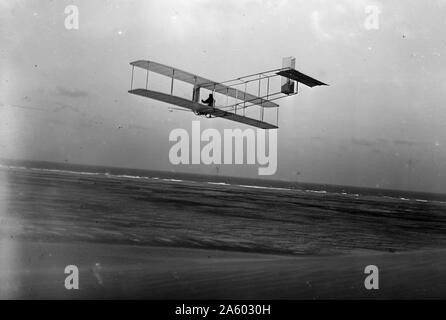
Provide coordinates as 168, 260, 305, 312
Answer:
202, 94, 215, 107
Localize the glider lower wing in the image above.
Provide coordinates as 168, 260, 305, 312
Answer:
208, 109, 278, 129
130, 60, 278, 108
129, 88, 277, 129
129, 89, 203, 113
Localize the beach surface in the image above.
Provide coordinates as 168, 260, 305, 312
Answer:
1, 164, 446, 299
1, 239, 446, 299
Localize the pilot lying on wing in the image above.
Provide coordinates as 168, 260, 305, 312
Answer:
201, 94, 215, 107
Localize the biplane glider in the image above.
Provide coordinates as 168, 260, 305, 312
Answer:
128, 57, 327, 129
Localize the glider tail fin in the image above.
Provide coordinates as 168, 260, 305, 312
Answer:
281, 56, 297, 95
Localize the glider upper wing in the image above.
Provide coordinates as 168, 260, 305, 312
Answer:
130, 60, 278, 108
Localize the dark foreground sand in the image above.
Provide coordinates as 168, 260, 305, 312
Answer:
1, 239, 445, 299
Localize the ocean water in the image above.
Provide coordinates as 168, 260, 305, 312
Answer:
1, 160, 446, 256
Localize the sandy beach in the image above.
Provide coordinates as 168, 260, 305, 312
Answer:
1, 239, 445, 299
1, 166, 446, 299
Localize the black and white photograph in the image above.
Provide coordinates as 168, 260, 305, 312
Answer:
1, 0, 446, 311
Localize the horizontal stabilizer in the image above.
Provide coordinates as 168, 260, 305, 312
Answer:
276, 69, 328, 87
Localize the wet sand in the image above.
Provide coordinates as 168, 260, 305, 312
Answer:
1, 166, 446, 299
1, 239, 445, 299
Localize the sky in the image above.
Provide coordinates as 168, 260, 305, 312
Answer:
1, 0, 446, 193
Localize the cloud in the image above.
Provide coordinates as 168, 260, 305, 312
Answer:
352, 138, 420, 149
53, 86, 89, 98
310, 0, 373, 42
393, 139, 417, 147
351, 138, 375, 147
0, 103, 47, 112
311, 11, 334, 40
52, 102, 80, 114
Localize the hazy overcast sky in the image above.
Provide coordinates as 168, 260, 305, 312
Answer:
1, 0, 445, 193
